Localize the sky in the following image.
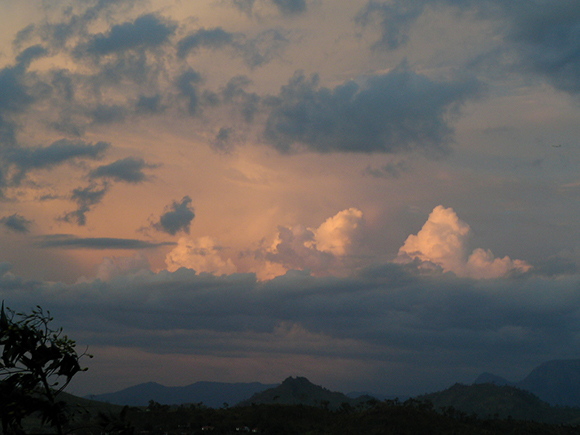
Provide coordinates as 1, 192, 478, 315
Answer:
2, 0, 580, 398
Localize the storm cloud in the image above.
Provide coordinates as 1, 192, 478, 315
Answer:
264, 67, 482, 154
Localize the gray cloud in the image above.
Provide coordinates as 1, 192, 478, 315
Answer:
61, 183, 109, 226
357, 0, 580, 95
75, 14, 176, 57
90, 157, 158, 183
0, 45, 49, 148
153, 196, 195, 235
177, 28, 235, 58
2, 139, 109, 187
271, 0, 307, 15
177, 28, 288, 68
35, 234, 174, 250
3, 264, 580, 395
1, 214, 33, 233
264, 66, 482, 154
176, 69, 203, 115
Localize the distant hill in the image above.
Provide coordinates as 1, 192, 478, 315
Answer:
474, 359, 580, 407
419, 383, 580, 424
88, 381, 278, 407
237, 376, 372, 409
518, 360, 580, 406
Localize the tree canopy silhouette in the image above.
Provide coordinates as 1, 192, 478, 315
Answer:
0, 303, 91, 435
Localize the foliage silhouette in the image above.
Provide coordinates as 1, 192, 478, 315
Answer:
0, 303, 91, 435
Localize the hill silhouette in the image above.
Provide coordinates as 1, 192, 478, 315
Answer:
475, 359, 580, 407
420, 383, 580, 424
237, 376, 372, 409
88, 381, 278, 407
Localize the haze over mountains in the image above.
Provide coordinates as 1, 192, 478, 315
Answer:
474, 359, 580, 407
88, 359, 580, 410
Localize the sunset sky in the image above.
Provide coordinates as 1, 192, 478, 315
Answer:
2, 0, 580, 398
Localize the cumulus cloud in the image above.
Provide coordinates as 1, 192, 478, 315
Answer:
306, 208, 363, 256
396, 205, 531, 278
153, 196, 195, 235
165, 236, 237, 275
94, 254, 151, 281
264, 66, 481, 154
1, 214, 32, 233
90, 157, 158, 183
260, 208, 364, 278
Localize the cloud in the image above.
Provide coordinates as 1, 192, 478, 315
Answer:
4, 264, 580, 396
61, 183, 109, 226
1, 214, 32, 233
271, 0, 307, 15
153, 196, 195, 235
306, 208, 363, 256
75, 14, 176, 57
35, 234, 174, 250
177, 28, 235, 58
165, 236, 237, 275
94, 254, 151, 281
90, 157, 157, 183
356, 0, 580, 95
177, 28, 288, 68
2, 139, 109, 186
259, 208, 364, 278
396, 205, 531, 279
264, 66, 482, 154
176, 69, 203, 115
0, 45, 50, 147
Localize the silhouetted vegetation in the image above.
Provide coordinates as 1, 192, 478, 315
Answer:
0, 303, 91, 435
101, 398, 580, 435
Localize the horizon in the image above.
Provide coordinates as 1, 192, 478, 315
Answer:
3, 0, 580, 399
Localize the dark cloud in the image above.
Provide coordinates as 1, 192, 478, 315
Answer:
75, 14, 176, 57
271, 0, 307, 15
357, 0, 580, 95
177, 28, 288, 68
2, 139, 109, 186
90, 104, 126, 124
153, 196, 195, 235
176, 69, 203, 115
0, 45, 50, 148
90, 157, 158, 183
61, 183, 109, 226
263, 66, 482, 154
4, 264, 580, 395
1, 214, 33, 233
222, 76, 260, 122
135, 94, 164, 114
230, 0, 306, 15
35, 234, 174, 250
364, 160, 411, 178
177, 28, 235, 58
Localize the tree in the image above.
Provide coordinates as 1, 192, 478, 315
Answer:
0, 303, 91, 435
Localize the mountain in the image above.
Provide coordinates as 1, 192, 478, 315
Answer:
87, 381, 278, 407
518, 359, 580, 406
418, 383, 580, 424
474, 359, 580, 407
237, 376, 371, 409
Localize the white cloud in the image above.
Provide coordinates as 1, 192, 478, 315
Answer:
165, 236, 237, 275
397, 205, 531, 279
307, 208, 363, 256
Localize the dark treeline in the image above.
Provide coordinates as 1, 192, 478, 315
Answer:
85, 398, 580, 435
